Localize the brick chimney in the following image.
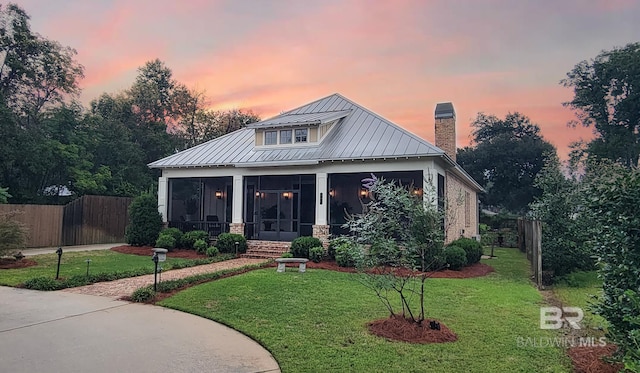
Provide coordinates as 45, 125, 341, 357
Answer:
434, 102, 456, 162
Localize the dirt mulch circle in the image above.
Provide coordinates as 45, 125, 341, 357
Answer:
298, 261, 494, 278
111, 245, 206, 259
568, 344, 622, 373
0, 258, 37, 269
368, 315, 457, 344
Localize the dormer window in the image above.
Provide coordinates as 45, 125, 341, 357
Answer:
264, 131, 277, 145
295, 128, 308, 143
280, 130, 292, 144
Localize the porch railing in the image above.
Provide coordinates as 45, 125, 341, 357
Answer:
168, 221, 230, 238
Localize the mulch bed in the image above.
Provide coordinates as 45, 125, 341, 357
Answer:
111, 245, 207, 259
568, 345, 622, 373
368, 315, 457, 344
0, 258, 37, 269
295, 261, 494, 279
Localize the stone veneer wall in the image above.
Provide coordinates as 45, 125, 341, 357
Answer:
229, 223, 245, 235
312, 224, 330, 246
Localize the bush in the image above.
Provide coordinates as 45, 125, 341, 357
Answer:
0, 211, 28, 256
125, 193, 163, 246
333, 239, 363, 267
193, 239, 208, 254
181, 230, 209, 250
216, 233, 247, 254
155, 234, 176, 250
160, 228, 183, 246
449, 237, 483, 265
281, 252, 293, 258
309, 246, 325, 263
130, 287, 156, 303
23, 277, 63, 291
444, 246, 467, 270
290, 236, 322, 259
206, 246, 219, 257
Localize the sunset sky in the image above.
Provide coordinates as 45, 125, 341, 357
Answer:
15, 0, 640, 159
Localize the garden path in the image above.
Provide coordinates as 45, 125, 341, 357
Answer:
61, 258, 268, 299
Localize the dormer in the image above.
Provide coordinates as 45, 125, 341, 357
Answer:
250, 110, 351, 147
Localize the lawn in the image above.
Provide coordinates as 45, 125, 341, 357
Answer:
552, 271, 607, 331
160, 248, 572, 372
0, 250, 201, 287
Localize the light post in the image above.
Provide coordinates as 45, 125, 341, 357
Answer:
152, 248, 168, 292
235, 241, 239, 257
85, 259, 92, 277
152, 253, 159, 292
55, 247, 63, 280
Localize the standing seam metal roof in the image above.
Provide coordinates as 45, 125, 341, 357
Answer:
148, 93, 445, 168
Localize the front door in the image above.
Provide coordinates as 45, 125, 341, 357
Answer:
258, 190, 299, 241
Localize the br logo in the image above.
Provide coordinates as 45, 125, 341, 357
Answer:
540, 307, 584, 329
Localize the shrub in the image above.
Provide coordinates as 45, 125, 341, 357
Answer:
125, 193, 163, 246
281, 252, 293, 258
155, 234, 176, 250
206, 246, 219, 257
23, 277, 63, 291
161, 227, 183, 246
449, 237, 483, 265
328, 236, 351, 260
309, 246, 325, 263
0, 211, 28, 256
216, 233, 247, 254
333, 239, 363, 267
444, 246, 467, 270
131, 287, 156, 303
290, 236, 322, 259
181, 230, 209, 250
193, 239, 208, 254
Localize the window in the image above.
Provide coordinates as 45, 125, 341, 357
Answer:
265, 131, 277, 145
295, 128, 308, 143
280, 129, 292, 144
465, 191, 471, 227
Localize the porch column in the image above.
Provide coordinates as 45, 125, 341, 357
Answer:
158, 176, 168, 223
423, 168, 438, 206
313, 172, 330, 245
230, 174, 245, 235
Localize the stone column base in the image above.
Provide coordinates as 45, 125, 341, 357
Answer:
312, 224, 330, 246
229, 223, 245, 235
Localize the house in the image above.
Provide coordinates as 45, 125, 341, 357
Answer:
149, 93, 483, 246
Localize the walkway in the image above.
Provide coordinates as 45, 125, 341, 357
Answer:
63, 258, 269, 299
0, 286, 280, 373
22, 243, 126, 256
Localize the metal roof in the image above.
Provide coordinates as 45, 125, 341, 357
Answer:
149, 93, 445, 168
247, 110, 351, 128
435, 102, 455, 119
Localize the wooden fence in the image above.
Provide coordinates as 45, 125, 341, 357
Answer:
62, 195, 133, 246
517, 218, 542, 288
0, 204, 64, 247
1, 195, 133, 248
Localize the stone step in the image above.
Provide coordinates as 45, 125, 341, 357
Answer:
243, 240, 291, 259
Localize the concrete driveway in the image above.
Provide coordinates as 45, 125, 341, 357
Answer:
0, 287, 280, 373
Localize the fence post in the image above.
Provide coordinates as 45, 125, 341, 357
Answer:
534, 220, 542, 289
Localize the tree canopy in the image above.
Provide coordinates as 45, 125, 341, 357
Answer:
562, 42, 640, 168
0, 4, 259, 203
457, 112, 556, 213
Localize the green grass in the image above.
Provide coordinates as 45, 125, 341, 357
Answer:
553, 271, 607, 330
0, 250, 206, 286
160, 248, 571, 372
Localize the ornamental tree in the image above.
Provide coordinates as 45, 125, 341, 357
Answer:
342, 175, 444, 325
